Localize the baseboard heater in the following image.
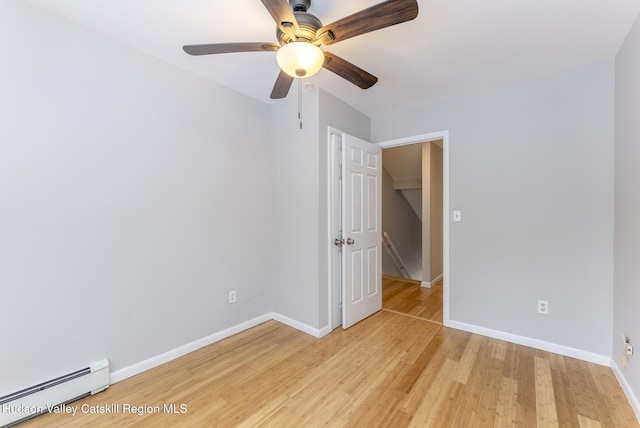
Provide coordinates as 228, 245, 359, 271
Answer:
0, 359, 109, 427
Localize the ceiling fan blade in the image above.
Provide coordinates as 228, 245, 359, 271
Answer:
323, 52, 378, 89
183, 42, 279, 56
317, 0, 418, 46
260, 0, 300, 34
271, 70, 295, 99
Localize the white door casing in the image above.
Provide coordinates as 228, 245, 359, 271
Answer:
329, 131, 343, 329
341, 133, 382, 329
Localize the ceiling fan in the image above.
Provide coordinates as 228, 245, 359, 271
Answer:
183, 0, 419, 99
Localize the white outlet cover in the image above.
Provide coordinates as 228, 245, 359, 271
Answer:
538, 300, 549, 314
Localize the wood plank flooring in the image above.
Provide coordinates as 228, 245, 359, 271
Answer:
383, 275, 443, 324
21, 293, 637, 427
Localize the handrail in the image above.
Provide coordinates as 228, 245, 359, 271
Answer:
382, 232, 410, 279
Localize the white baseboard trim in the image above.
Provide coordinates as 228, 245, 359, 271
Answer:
449, 320, 611, 366
318, 325, 333, 338
421, 274, 443, 288
110, 312, 327, 384
271, 313, 325, 338
611, 360, 640, 423
110, 313, 273, 384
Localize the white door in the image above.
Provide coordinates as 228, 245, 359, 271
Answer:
341, 133, 382, 329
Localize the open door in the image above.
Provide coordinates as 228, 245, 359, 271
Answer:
341, 133, 382, 329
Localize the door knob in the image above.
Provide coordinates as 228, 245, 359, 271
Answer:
334, 238, 345, 246
346, 238, 355, 245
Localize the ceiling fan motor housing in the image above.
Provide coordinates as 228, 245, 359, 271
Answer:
277, 11, 323, 45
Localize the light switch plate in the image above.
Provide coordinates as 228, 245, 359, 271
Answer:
453, 210, 462, 222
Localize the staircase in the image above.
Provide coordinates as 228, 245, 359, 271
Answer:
381, 144, 423, 281
382, 232, 411, 279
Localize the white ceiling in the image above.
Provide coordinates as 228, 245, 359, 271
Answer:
27, 0, 640, 117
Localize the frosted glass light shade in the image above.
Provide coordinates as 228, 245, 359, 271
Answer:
276, 42, 324, 78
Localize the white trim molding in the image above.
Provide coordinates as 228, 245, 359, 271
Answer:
421, 274, 443, 288
110, 313, 273, 384
326, 126, 344, 333
449, 320, 611, 366
611, 360, 640, 423
110, 312, 327, 385
271, 313, 327, 338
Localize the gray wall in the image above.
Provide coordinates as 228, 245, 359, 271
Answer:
0, 1, 272, 394
271, 89, 321, 328
614, 12, 640, 400
372, 60, 615, 356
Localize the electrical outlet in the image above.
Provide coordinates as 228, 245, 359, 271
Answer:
537, 300, 549, 314
626, 343, 634, 356
229, 290, 237, 304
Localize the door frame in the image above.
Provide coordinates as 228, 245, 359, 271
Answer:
327, 127, 344, 330
327, 128, 450, 328
377, 130, 450, 327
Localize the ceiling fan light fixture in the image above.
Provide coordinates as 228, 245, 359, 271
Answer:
276, 42, 324, 78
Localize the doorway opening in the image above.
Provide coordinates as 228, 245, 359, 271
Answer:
381, 140, 443, 288
378, 131, 450, 326
381, 140, 444, 323
327, 129, 450, 329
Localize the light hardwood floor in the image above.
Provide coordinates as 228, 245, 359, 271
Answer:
22, 289, 637, 427
382, 275, 443, 324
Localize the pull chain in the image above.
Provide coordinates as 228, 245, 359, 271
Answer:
298, 78, 303, 129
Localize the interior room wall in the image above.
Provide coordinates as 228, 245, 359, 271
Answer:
270, 88, 321, 329
613, 11, 640, 409
0, 0, 273, 394
371, 59, 615, 357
